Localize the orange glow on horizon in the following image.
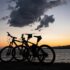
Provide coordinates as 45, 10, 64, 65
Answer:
0, 42, 8, 47
0, 34, 70, 47
40, 40, 70, 47
0, 39, 70, 47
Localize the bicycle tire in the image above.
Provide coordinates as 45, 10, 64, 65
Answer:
24, 47, 31, 62
13, 46, 26, 62
38, 45, 55, 64
27, 49, 34, 62
0, 46, 14, 62
27, 47, 40, 63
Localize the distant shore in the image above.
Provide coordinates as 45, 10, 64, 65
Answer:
0, 45, 70, 49
0, 62, 70, 70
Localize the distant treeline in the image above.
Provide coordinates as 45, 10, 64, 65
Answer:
53, 45, 70, 49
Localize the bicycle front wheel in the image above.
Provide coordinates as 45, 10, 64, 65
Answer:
13, 46, 26, 62
39, 45, 55, 64
0, 46, 13, 62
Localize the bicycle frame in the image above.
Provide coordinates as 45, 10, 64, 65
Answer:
7, 32, 21, 47
9, 39, 21, 47
21, 34, 42, 57
0, 32, 55, 63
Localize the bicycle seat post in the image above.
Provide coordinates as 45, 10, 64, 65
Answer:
21, 34, 25, 46
34, 36, 42, 45
26, 34, 32, 41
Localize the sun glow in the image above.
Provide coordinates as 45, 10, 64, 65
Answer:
0, 36, 70, 47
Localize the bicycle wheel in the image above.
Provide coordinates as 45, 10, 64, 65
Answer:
0, 46, 13, 62
23, 47, 31, 62
27, 47, 40, 63
38, 45, 55, 64
27, 50, 34, 62
13, 46, 26, 62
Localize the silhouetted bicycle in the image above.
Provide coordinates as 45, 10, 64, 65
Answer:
28, 35, 55, 64
13, 34, 33, 62
0, 32, 55, 64
14, 34, 55, 64
14, 34, 44, 62
0, 32, 23, 62
15, 34, 41, 62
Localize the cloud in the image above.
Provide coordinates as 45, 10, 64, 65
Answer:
8, 0, 66, 30
0, 16, 9, 21
35, 15, 55, 30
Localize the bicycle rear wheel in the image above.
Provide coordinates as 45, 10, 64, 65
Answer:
38, 45, 55, 64
0, 46, 13, 62
27, 47, 40, 63
13, 46, 26, 62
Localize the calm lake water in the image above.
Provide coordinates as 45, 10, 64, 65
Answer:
54, 49, 70, 63
0, 48, 70, 63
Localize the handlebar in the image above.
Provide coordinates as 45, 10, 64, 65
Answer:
7, 32, 42, 44
23, 34, 42, 42
7, 32, 17, 39
34, 35, 40, 37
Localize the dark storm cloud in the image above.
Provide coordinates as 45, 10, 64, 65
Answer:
35, 15, 55, 30
0, 16, 9, 21
8, 4, 15, 10
8, 0, 66, 29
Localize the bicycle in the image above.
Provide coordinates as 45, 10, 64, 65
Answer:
27, 35, 55, 64
13, 33, 33, 62
13, 34, 42, 62
0, 32, 55, 64
0, 32, 23, 62
14, 34, 55, 64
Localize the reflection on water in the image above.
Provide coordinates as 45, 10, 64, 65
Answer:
0, 48, 70, 63
54, 49, 70, 63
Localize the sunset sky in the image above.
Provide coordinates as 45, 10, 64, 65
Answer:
0, 0, 70, 47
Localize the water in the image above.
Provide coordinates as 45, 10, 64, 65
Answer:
0, 48, 70, 63
54, 49, 70, 63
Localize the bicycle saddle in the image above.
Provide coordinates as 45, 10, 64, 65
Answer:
25, 34, 32, 40
34, 36, 42, 42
